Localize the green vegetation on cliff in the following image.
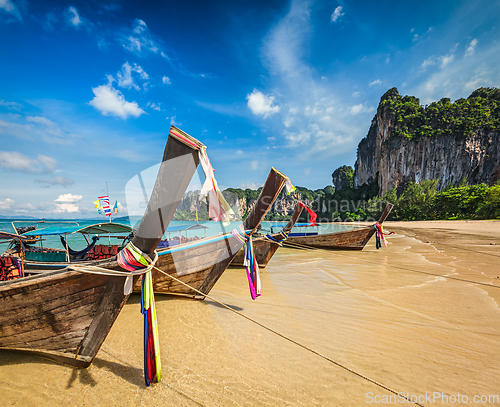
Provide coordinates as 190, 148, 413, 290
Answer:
380, 87, 500, 139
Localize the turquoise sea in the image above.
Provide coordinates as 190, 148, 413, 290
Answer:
0, 217, 360, 254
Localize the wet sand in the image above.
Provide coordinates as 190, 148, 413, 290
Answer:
1, 221, 499, 406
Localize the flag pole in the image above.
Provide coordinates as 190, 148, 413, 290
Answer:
106, 182, 111, 224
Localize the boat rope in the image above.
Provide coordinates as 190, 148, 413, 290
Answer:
263, 231, 288, 246
281, 240, 500, 289
150, 264, 425, 406
232, 226, 261, 299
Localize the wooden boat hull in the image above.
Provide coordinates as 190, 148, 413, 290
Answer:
133, 168, 290, 298
0, 261, 132, 367
133, 233, 243, 298
286, 226, 375, 250
230, 235, 280, 268
285, 203, 394, 250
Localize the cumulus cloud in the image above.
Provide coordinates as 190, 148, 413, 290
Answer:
89, 85, 145, 119
0, 151, 56, 173
162, 76, 171, 84
331, 6, 344, 23
0, 198, 15, 210
369, 79, 382, 86
55, 193, 82, 202
35, 176, 75, 187
66, 6, 81, 27
465, 39, 478, 57
247, 89, 280, 118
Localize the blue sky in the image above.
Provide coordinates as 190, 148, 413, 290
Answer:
0, 0, 499, 218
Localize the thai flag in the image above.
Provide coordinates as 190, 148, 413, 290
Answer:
99, 196, 110, 205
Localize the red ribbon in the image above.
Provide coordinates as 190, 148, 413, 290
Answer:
297, 202, 317, 226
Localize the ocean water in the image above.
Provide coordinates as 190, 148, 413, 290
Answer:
0, 218, 360, 254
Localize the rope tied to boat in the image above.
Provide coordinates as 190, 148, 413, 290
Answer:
373, 222, 394, 249
263, 230, 288, 246
117, 242, 162, 387
232, 226, 261, 300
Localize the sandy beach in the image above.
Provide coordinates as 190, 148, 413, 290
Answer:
1, 220, 499, 406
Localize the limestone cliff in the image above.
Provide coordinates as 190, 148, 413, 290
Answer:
178, 189, 310, 219
354, 88, 500, 195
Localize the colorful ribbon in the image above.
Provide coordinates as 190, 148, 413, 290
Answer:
198, 147, 235, 226
297, 202, 317, 226
373, 223, 394, 249
232, 226, 261, 300
117, 242, 161, 386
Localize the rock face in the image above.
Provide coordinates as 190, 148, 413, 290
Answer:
180, 189, 310, 219
354, 88, 500, 195
332, 165, 354, 190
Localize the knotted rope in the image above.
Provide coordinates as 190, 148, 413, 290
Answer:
232, 226, 261, 300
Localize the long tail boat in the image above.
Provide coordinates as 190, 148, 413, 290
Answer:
229, 203, 304, 268
133, 167, 289, 298
284, 203, 393, 250
0, 126, 203, 367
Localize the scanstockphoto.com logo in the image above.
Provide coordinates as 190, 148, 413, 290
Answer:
366, 392, 500, 404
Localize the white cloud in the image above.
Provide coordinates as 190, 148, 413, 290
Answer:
369, 79, 382, 86
89, 85, 145, 119
0, 151, 56, 173
162, 76, 171, 84
351, 92, 360, 97
0, 0, 21, 20
465, 39, 478, 57
122, 19, 160, 55
246, 89, 280, 118
0, 117, 77, 145
439, 53, 455, 68
250, 160, 259, 170
0, 99, 22, 109
331, 6, 344, 23
115, 62, 149, 90
54, 203, 80, 213
147, 102, 161, 111
168, 115, 181, 126
0, 198, 15, 210
350, 104, 375, 115
55, 193, 82, 202
66, 6, 82, 27
35, 176, 75, 187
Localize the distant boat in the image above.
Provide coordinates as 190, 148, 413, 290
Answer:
284, 203, 394, 250
4, 221, 134, 270
229, 203, 304, 268
133, 167, 290, 299
0, 126, 204, 367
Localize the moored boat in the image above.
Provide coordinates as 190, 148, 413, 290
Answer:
284, 203, 394, 250
0, 126, 204, 367
229, 203, 304, 268
133, 167, 291, 298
